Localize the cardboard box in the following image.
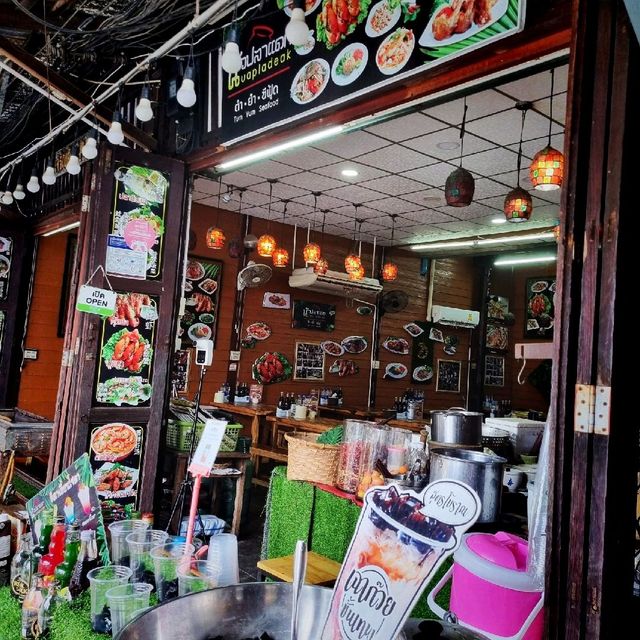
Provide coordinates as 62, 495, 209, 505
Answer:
0, 504, 31, 554
483, 417, 545, 457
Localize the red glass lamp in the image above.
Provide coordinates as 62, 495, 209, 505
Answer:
257, 234, 276, 257
206, 226, 226, 249
272, 246, 289, 268
530, 145, 564, 191
381, 261, 398, 281
344, 253, 362, 274
314, 257, 329, 275
303, 242, 321, 264
504, 187, 533, 223
349, 264, 365, 281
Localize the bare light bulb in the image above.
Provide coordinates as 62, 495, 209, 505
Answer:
285, 5, 310, 46
42, 161, 56, 186
66, 145, 81, 175
82, 130, 98, 159
13, 183, 26, 200
221, 26, 242, 74
177, 65, 197, 108
135, 87, 154, 122
107, 111, 125, 145
27, 170, 40, 193
1, 191, 13, 205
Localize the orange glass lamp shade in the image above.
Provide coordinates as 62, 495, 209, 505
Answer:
349, 264, 365, 281
272, 247, 289, 268
504, 187, 533, 223
344, 253, 362, 274
314, 257, 329, 275
381, 261, 398, 282
206, 226, 226, 249
530, 145, 564, 190
257, 234, 277, 257
303, 242, 321, 264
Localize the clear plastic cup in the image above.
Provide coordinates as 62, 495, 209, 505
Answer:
105, 582, 153, 637
177, 559, 221, 596
108, 520, 150, 566
87, 565, 132, 633
126, 529, 169, 586
150, 542, 195, 601
207, 533, 239, 586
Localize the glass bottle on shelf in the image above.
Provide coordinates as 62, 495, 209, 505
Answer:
276, 392, 288, 418
336, 387, 343, 407
69, 530, 99, 599
39, 518, 65, 577
11, 534, 33, 601
53, 524, 80, 589
38, 579, 65, 638
31, 511, 54, 575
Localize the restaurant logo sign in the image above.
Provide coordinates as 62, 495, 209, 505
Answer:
215, 0, 526, 144
292, 299, 336, 331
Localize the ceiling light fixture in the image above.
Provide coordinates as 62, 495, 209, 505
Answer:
27, 167, 40, 193
303, 192, 322, 264
107, 111, 125, 145
66, 145, 81, 175
410, 231, 556, 251
381, 214, 399, 282
491, 217, 507, 224
494, 255, 557, 266
504, 102, 533, 223
530, 68, 564, 191
445, 96, 474, 207
1, 190, 13, 206
177, 41, 197, 108
206, 175, 226, 249
257, 179, 277, 257
81, 128, 98, 160
341, 168, 359, 177
135, 86, 154, 122
285, 0, 310, 46
42, 221, 80, 237
221, 23, 243, 75
436, 141, 460, 151
345, 209, 363, 274
217, 126, 344, 170
13, 182, 26, 201
42, 158, 56, 186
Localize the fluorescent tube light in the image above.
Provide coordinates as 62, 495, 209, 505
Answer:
494, 255, 557, 266
217, 126, 344, 170
42, 221, 80, 237
410, 231, 556, 251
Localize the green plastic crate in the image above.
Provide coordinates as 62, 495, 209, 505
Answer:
166, 420, 242, 452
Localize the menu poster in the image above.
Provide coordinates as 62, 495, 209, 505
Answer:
107, 165, 169, 279
171, 349, 191, 395
26, 454, 110, 565
410, 321, 434, 384
89, 422, 144, 519
216, 1, 525, 144
525, 277, 556, 339
484, 355, 504, 387
293, 341, 325, 380
94, 292, 158, 407
0, 235, 12, 300
292, 299, 336, 332
181, 257, 223, 348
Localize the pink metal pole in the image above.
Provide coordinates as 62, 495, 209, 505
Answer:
185, 473, 203, 550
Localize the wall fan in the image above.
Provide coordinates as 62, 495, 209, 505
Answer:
237, 261, 272, 290
380, 289, 409, 315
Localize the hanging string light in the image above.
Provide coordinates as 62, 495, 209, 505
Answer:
81, 127, 99, 160
344, 207, 363, 273
530, 68, 564, 191
381, 214, 399, 282
314, 209, 329, 275
272, 200, 289, 268
206, 176, 227, 249
177, 38, 197, 108
65, 144, 81, 175
504, 102, 533, 223
221, 2, 243, 75
257, 179, 277, 257
285, 0, 311, 46
135, 69, 154, 123
303, 192, 322, 264
12, 177, 26, 201
27, 165, 40, 193
445, 96, 475, 207
108, 89, 125, 145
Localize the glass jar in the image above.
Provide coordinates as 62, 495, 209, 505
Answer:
10, 534, 33, 601
336, 420, 368, 493
356, 423, 391, 499
387, 428, 411, 475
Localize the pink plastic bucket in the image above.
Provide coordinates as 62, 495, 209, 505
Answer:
449, 532, 543, 640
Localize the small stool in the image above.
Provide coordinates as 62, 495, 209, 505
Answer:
257, 551, 341, 587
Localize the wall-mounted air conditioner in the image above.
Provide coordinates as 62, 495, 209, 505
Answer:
431, 305, 480, 328
288, 267, 382, 298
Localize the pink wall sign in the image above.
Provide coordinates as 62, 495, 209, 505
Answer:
123, 219, 158, 252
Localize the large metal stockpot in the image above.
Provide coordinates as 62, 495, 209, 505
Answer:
429, 448, 507, 523
430, 408, 483, 446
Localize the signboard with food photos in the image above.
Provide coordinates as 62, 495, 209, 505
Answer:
94, 292, 158, 407
181, 257, 223, 348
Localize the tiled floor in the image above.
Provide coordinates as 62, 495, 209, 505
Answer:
238, 484, 267, 582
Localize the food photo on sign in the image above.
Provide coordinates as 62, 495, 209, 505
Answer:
181, 257, 222, 347
525, 277, 555, 338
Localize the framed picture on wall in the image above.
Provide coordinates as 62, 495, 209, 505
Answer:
484, 355, 505, 387
293, 341, 325, 381
486, 324, 508, 352
525, 277, 556, 339
436, 359, 461, 393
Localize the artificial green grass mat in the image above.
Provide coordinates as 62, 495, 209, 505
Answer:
13, 475, 40, 499
0, 584, 22, 636
263, 466, 451, 620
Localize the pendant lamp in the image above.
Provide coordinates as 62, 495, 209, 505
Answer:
445, 97, 475, 207
257, 179, 277, 257
381, 214, 399, 282
303, 192, 322, 264
206, 176, 227, 249
345, 209, 363, 273
272, 200, 289, 268
314, 210, 330, 274
349, 264, 365, 281
530, 68, 564, 191
504, 102, 533, 223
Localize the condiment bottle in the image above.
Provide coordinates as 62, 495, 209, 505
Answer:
69, 530, 99, 598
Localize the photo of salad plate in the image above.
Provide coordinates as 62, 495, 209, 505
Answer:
365, 0, 401, 37
376, 27, 415, 75
384, 362, 408, 379
413, 365, 433, 382
291, 58, 330, 104
331, 42, 368, 86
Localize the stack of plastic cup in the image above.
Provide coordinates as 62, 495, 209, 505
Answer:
177, 560, 221, 596
105, 582, 153, 637
108, 520, 150, 566
126, 529, 169, 585
150, 541, 195, 601
87, 565, 132, 633
207, 533, 239, 586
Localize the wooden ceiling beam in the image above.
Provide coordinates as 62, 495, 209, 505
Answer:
0, 35, 156, 151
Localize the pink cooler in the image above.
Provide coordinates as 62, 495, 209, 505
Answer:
427, 531, 544, 640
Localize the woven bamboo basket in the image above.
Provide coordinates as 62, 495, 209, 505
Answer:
284, 432, 340, 485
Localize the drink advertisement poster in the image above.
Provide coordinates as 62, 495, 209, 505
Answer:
89, 422, 145, 519
106, 165, 169, 279
94, 292, 158, 407
26, 454, 110, 566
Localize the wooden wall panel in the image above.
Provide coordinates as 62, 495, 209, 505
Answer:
17, 233, 70, 419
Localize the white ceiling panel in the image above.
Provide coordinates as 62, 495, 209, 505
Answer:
365, 197, 423, 214
359, 174, 426, 197
400, 188, 446, 207
532, 94, 567, 126
278, 147, 341, 170
250, 180, 308, 200
280, 171, 345, 191
423, 89, 516, 125
280, 201, 313, 216
365, 112, 446, 142
245, 161, 299, 179
193, 195, 218, 206
219, 172, 263, 188
353, 145, 434, 173
312, 130, 390, 158
401, 209, 458, 224
508, 133, 564, 159
313, 162, 387, 182
331, 204, 381, 219
327, 184, 385, 203
400, 162, 458, 188
240, 189, 272, 207
461, 147, 518, 176
292, 192, 348, 210
193, 177, 219, 194
498, 67, 569, 103
473, 177, 513, 199
404, 129, 492, 160
465, 109, 561, 146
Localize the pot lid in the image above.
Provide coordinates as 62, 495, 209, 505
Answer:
430, 408, 483, 417
466, 532, 527, 570
403, 618, 491, 640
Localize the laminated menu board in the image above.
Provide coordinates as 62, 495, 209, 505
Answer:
292, 299, 336, 332
525, 278, 556, 338
0, 235, 12, 300
106, 165, 169, 279
94, 292, 158, 407
89, 422, 144, 519
181, 257, 223, 348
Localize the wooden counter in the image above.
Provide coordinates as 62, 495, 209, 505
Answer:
203, 402, 275, 447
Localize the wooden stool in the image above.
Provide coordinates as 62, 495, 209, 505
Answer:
257, 551, 341, 587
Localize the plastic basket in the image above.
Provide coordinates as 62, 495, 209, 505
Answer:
284, 432, 340, 485
166, 421, 242, 453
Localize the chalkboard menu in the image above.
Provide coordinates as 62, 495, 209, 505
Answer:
94, 292, 158, 407
292, 299, 336, 331
0, 235, 12, 300
215, 0, 525, 143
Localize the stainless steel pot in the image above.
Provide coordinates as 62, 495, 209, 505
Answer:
429, 448, 506, 523
430, 408, 483, 446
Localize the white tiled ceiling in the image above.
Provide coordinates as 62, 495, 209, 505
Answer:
192, 64, 567, 251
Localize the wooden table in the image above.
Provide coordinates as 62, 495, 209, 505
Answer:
257, 550, 341, 586
166, 450, 250, 536
203, 402, 274, 449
